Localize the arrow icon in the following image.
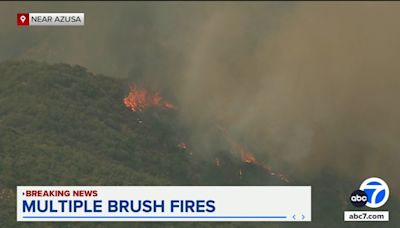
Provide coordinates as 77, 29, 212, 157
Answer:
292, 214, 296, 220
302, 214, 305, 220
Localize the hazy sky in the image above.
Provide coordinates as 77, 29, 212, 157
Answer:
1, 2, 399, 194
0, 2, 291, 78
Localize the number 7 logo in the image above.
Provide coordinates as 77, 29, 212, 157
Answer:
359, 177, 389, 208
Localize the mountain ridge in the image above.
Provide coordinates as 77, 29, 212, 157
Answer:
0, 61, 398, 228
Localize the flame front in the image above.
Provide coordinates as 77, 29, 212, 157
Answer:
238, 145, 257, 164
123, 84, 175, 112
178, 142, 187, 150
217, 124, 289, 183
123, 85, 288, 182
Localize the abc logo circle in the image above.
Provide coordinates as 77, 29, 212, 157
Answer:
350, 190, 368, 207
359, 177, 389, 208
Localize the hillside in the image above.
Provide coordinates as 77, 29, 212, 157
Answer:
0, 61, 398, 228
0, 61, 282, 227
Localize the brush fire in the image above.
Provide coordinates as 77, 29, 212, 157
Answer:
123, 84, 175, 112
177, 142, 187, 150
123, 85, 288, 183
239, 145, 257, 164
216, 124, 289, 183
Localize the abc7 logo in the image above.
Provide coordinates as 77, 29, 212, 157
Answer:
350, 190, 368, 207
350, 177, 389, 208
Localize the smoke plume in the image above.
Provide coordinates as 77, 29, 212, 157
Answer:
1, 3, 399, 193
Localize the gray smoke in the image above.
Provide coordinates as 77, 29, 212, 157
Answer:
1, 2, 399, 194
177, 3, 400, 195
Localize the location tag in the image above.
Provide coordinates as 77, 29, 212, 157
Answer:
17, 13, 29, 26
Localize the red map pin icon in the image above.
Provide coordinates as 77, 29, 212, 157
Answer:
17, 13, 29, 26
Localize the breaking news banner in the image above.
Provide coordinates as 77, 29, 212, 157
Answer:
17, 13, 84, 26
17, 186, 311, 222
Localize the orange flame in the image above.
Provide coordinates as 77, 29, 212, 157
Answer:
123, 84, 175, 112
216, 124, 290, 183
238, 145, 257, 164
178, 142, 193, 155
178, 142, 187, 150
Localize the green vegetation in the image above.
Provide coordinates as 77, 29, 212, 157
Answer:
0, 61, 397, 228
